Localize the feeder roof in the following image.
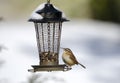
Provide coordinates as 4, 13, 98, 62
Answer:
28, 3, 69, 23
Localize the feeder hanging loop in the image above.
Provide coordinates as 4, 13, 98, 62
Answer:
47, 0, 50, 4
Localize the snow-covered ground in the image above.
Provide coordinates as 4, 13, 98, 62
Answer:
0, 20, 120, 83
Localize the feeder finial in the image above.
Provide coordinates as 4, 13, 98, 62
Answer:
47, 0, 50, 4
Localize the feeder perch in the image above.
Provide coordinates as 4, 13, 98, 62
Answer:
28, 0, 70, 72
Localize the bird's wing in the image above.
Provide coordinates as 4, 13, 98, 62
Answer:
70, 54, 86, 68
69, 53, 79, 64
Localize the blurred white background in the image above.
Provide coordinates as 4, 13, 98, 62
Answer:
0, 0, 120, 83
0, 19, 120, 83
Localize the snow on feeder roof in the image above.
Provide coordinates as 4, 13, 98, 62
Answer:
29, 3, 69, 23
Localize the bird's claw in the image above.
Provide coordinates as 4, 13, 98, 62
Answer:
63, 65, 72, 71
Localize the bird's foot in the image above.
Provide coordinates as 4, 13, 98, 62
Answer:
64, 65, 72, 71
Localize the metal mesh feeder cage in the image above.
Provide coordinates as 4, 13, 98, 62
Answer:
28, 1, 71, 72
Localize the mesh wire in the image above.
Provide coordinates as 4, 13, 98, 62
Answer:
35, 23, 62, 53
34, 22, 62, 65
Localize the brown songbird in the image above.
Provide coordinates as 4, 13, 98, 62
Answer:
61, 48, 86, 69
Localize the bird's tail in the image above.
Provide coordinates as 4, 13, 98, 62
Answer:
78, 63, 86, 69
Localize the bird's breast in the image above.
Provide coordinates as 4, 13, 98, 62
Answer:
62, 53, 75, 66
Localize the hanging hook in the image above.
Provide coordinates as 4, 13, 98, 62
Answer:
47, 0, 50, 4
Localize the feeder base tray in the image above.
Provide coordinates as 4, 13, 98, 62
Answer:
28, 65, 71, 72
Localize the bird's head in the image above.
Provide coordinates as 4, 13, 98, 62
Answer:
60, 47, 72, 53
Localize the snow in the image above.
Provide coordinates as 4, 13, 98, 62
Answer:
29, 3, 67, 21
0, 20, 120, 83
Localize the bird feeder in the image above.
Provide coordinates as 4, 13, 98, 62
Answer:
28, 0, 71, 72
